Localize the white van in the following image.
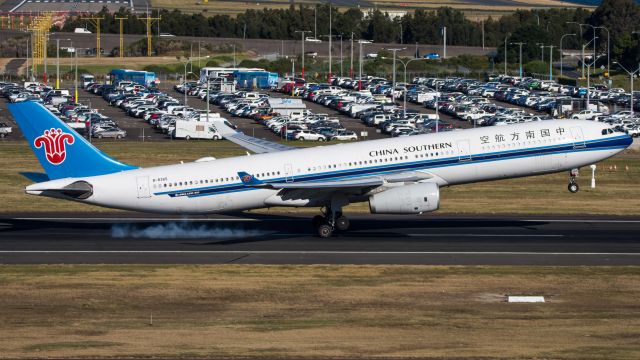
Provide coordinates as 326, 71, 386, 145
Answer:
172, 120, 222, 140
81, 74, 95, 88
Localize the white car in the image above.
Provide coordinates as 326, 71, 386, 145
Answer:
294, 130, 326, 141
331, 131, 358, 141
626, 126, 640, 138
571, 110, 603, 120
463, 110, 491, 122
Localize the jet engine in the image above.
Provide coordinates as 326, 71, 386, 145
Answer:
369, 182, 439, 214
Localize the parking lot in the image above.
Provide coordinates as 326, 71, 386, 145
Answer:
1, 72, 639, 145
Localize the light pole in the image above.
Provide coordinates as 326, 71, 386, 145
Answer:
294, 30, 312, 80
394, 57, 428, 117
595, 26, 610, 76
435, 81, 440, 132
73, 45, 78, 103
386, 48, 405, 104
328, 2, 332, 84
613, 61, 639, 118
511, 42, 525, 78
321, 34, 337, 84
179, 56, 190, 107
536, 43, 545, 62
560, 33, 575, 78
338, 34, 343, 78
350, 32, 354, 79
357, 39, 371, 91
504, 33, 510, 76
567, 22, 586, 78
582, 36, 599, 110
583, 23, 596, 76
55, 38, 70, 90
546, 45, 555, 80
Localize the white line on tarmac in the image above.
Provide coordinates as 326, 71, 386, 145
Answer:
0, 250, 638, 256
13, 217, 262, 222
11, 217, 640, 223
276, 234, 565, 237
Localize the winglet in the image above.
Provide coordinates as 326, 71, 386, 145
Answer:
238, 171, 265, 186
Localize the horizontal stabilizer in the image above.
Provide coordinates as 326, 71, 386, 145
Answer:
212, 119, 296, 154
20, 172, 50, 183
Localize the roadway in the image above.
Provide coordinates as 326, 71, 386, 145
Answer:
1, 213, 639, 265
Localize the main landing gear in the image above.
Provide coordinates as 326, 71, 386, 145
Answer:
313, 209, 350, 238
568, 168, 580, 193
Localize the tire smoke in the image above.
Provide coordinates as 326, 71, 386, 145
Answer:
111, 222, 268, 239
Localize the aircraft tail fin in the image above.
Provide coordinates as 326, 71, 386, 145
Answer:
8, 101, 137, 180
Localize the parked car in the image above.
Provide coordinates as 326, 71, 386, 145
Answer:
331, 131, 358, 141
294, 130, 326, 141
93, 127, 126, 139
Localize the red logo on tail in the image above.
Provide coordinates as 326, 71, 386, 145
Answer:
242, 175, 253, 183
34, 128, 75, 165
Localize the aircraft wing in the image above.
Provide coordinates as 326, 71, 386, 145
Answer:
238, 170, 432, 190
212, 119, 296, 154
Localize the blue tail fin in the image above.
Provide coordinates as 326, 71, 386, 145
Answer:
8, 101, 137, 180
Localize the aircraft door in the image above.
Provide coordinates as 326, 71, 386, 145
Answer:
284, 163, 294, 183
457, 139, 471, 161
136, 176, 151, 198
570, 127, 586, 149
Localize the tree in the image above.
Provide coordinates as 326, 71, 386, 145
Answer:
588, 0, 640, 67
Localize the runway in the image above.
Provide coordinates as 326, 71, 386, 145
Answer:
1, 214, 639, 265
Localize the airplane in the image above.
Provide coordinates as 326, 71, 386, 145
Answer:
8, 101, 633, 238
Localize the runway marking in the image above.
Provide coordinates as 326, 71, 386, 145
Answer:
11, 217, 640, 224
277, 233, 565, 237
1, 251, 639, 256
13, 217, 262, 222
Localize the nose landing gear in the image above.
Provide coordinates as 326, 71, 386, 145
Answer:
568, 168, 580, 193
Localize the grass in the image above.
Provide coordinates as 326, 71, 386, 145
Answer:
0, 264, 639, 359
1, 140, 639, 215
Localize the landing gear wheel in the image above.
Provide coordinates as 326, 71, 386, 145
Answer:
312, 215, 325, 228
317, 224, 334, 238
568, 182, 579, 193
335, 216, 350, 231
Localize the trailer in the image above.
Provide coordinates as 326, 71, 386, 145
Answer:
199, 67, 264, 82
268, 98, 306, 116
109, 69, 158, 87
234, 71, 279, 89
172, 120, 222, 140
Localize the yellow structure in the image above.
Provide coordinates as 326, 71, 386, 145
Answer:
139, 15, 161, 57
27, 13, 55, 79
115, 16, 128, 58
82, 16, 104, 58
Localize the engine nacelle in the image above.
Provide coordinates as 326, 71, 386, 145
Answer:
369, 182, 439, 214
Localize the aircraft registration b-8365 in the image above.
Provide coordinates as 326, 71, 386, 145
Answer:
9, 101, 632, 237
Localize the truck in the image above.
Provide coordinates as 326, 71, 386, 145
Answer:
172, 120, 222, 140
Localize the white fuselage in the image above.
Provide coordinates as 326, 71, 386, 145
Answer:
30, 120, 631, 214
